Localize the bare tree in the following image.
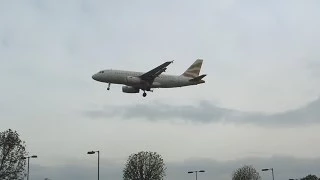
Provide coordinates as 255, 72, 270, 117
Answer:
0, 129, 27, 180
123, 151, 166, 180
232, 165, 261, 180
301, 174, 319, 180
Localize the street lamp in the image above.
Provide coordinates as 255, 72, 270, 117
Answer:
188, 170, 205, 180
21, 155, 37, 180
87, 150, 100, 180
262, 168, 274, 180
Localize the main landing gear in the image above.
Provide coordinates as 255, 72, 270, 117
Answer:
107, 83, 111, 90
142, 89, 153, 97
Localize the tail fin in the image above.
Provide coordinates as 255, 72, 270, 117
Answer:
181, 59, 203, 78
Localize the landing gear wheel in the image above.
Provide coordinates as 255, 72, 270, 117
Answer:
107, 83, 111, 90
143, 92, 147, 97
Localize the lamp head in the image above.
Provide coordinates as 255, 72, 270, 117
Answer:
87, 151, 95, 154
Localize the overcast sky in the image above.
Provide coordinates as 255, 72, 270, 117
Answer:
1, 0, 320, 180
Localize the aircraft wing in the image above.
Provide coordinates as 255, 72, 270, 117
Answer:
140, 60, 174, 82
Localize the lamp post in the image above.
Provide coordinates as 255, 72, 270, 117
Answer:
21, 155, 37, 180
262, 168, 274, 180
188, 170, 205, 180
87, 150, 100, 180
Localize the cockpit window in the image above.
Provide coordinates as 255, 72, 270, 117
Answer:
99, 71, 104, 73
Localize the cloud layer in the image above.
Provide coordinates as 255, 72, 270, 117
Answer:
84, 98, 320, 127
31, 156, 320, 180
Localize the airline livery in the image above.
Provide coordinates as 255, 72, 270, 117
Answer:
92, 59, 206, 97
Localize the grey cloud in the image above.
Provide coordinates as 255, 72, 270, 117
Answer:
30, 156, 320, 180
307, 61, 320, 76
1, 37, 9, 48
84, 98, 320, 127
84, 101, 235, 122
31, 161, 123, 180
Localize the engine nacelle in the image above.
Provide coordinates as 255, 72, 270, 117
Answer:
125, 76, 142, 85
122, 86, 140, 93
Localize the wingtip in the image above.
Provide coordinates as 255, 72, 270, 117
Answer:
167, 60, 174, 64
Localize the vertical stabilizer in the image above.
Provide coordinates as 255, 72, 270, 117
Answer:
181, 59, 203, 78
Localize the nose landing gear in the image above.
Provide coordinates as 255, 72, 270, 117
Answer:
107, 83, 111, 90
143, 92, 147, 97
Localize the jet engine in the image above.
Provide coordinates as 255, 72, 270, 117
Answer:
125, 76, 142, 85
122, 86, 140, 93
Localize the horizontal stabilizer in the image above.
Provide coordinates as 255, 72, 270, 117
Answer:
189, 74, 206, 82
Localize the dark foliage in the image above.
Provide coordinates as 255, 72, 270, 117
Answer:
123, 151, 166, 180
301, 174, 319, 180
232, 165, 261, 180
0, 129, 27, 180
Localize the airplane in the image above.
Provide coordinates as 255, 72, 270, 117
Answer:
92, 59, 206, 97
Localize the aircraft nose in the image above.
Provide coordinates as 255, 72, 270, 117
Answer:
92, 73, 98, 80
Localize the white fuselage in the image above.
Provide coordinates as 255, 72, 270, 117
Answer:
92, 69, 204, 88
